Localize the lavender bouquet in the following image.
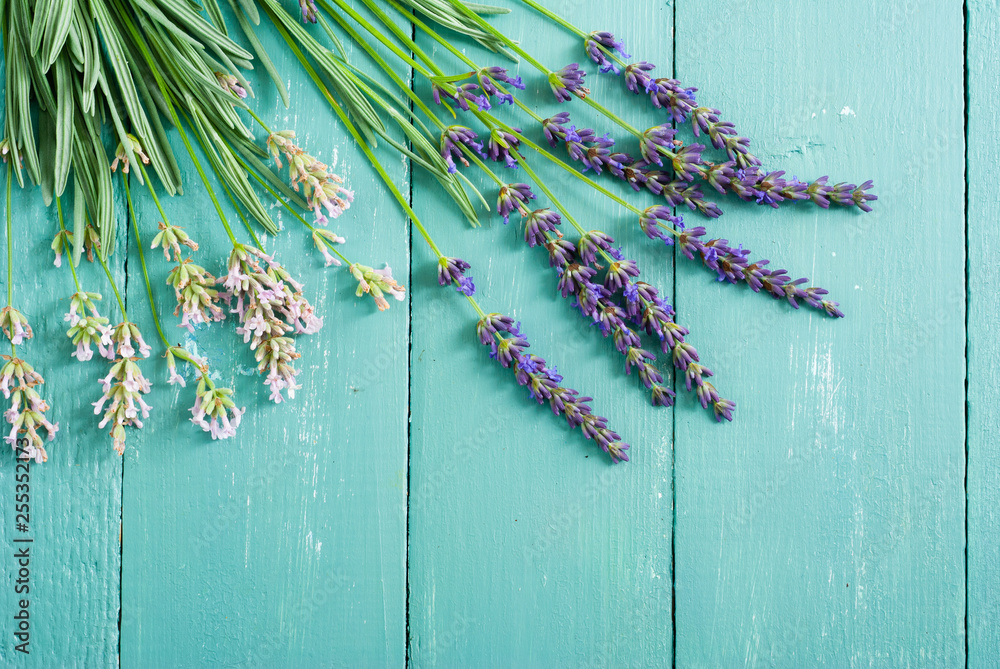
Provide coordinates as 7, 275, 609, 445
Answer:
0, 0, 874, 464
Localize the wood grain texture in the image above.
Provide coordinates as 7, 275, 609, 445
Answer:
0, 180, 125, 666
1, 1, 988, 667
408, 2, 676, 666
673, 1, 966, 666
967, 1, 998, 665
119, 6, 408, 666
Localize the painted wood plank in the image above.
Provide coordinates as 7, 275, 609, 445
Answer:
408, 1, 676, 666
967, 1, 999, 664
0, 185, 125, 664
119, 7, 409, 666
673, 1, 967, 666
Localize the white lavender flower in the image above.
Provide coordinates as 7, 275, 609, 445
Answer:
312, 229, 346, 267
110, 133, 150, 175
50, 229, 72, 267
214, 71, 247, 99
220, 245, 322, 403
267, 130, 354, 225
349, 263, 406, 311
167, 259, 225, 332
93, 357, 152, 455
64, 292, 114, 361
0, 307, 32, 345
189, 376, 244, 440
150, 221, 199, 261
1, 356, 57, 463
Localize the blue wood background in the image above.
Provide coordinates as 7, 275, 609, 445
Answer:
0, 0, 989, 666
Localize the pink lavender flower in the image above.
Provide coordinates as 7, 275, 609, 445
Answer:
312, 229, 346, 267
215, 72, 247, 98
50, 229, 72, 267
267, 130, 354, 225
167, 259, 225, 332
0, 307, 32, 345
63, 291, 113, 360
221, 245, 324, 402
109, 134, 150, 175
350, 262, 406, 311
1, 356, 57, 462
189, 377, 245, 440
93, 356, 152, 455
150, 221, 199, 261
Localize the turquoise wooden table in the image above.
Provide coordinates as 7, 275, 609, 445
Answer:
0, 0, 993, 666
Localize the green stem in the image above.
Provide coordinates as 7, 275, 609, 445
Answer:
235, 154, 353, 266
267, 9, 445, 259
122, 175, 170, 349
319, 0, 434, 77
115, 9, 239, 247
5, 162, 12, 309
55, 197, 82, 292
394, 0, 477, 69
5, 162, 13, 356
94, 238, 127, 322
515, 156, 619, 267
517, 0, 588, 37
445, 0, 550, 73
516, 0, 627, 69
352, 0, 443, 76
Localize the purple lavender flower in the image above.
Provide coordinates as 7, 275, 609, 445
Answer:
542, 112, 574, 147
432, 82, 491, 112
437, 256, 473, 294
639, 125, 676, 166
477, 66, 524, 105
496, 183, 535, 224
584, 31, 631, 74
523, 208, 562, 247
624, 62, 655, 93
646, 77, 698, 123
298, 0, 318, 23
549, 64, 590, 103
576, 230, 614, 265
640, 213, 844, 318
565, 128, 617, 174
440, 125, 485, 174
556, 263, 597, 298
476, 313, 629, 462
545, 237, 576, 267
487, 128, 522, 169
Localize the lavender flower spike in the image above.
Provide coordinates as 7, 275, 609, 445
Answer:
350, 263, 407, 311
2, 355, 57, 462
496, 183, 536, 224
299, 0, 318, 23
487, 128, 523, 169
440, 125, 485, 174
0, 307, 32, 345
437, 257, 476, 296
476, 314, 629, 462
477, 66, 524, 105
549, 64, 590, 103
584, 31, 631, 74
